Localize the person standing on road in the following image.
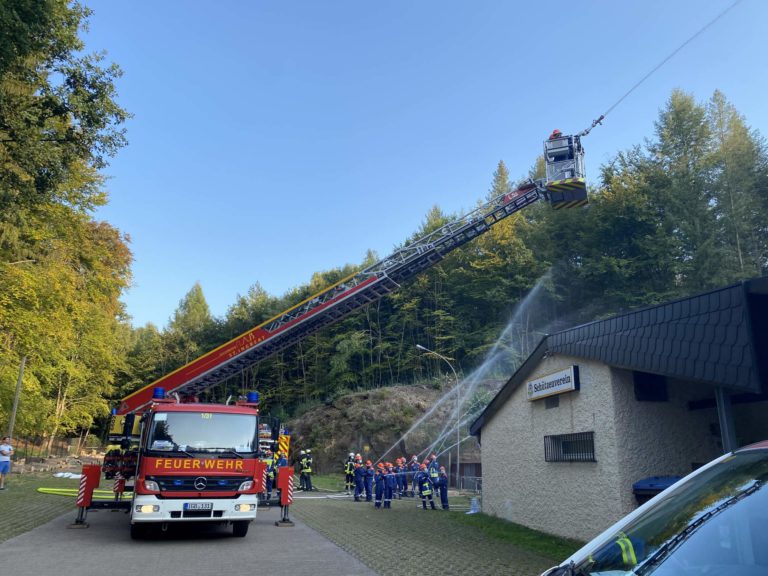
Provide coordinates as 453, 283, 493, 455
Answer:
264, 450, 275, 501
384, 464, 396, 509
364, 460, 374, 502
408, 456, 420, 497
415, 463, 436, 510
353, 462, 365, 501
373, 464, 385, 509
394, 458, 404, 499
344, 452, 355, 495
437, 465, 450, 510
0, 436, 13, 490
428, 453, 440, 485
303, 449, 314, 492
297, 450, 307, 490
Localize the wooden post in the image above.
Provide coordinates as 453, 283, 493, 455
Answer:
6, 356, 26, 438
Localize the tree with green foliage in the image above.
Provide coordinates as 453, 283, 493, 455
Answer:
0, 1, 131, 442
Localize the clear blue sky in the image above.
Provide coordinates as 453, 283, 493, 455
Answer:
83, 0, 767, 328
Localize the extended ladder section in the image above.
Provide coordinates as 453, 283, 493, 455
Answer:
119, 140, 589, 415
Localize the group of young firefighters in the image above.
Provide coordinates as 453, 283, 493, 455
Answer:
260, 448, 450, 512
343, 452, 450, 510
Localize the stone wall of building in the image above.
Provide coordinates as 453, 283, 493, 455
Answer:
480, 354, 624, 541
610, 372, 723, 515
734, 400, 768, 446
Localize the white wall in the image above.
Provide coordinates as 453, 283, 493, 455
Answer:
481, 355, 623, 541
480, 356, 730, 542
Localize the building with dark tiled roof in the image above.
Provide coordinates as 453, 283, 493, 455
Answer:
470, 276, 768, 541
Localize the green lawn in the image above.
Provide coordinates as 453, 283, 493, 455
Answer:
451, 511, 584, 561
295, 474, 584, 570
0, 473, 82, 543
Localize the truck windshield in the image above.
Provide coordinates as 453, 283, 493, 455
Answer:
146, 412, 258, 454
572, 450, 768, 576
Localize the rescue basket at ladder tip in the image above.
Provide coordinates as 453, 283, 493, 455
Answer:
544, 133, 588, 210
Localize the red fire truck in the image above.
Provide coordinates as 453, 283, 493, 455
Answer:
127, 390, 266, 539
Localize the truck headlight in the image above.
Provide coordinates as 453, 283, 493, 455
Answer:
238, 480, 253, 491
144, 479, 160, 491
135, 505, 160, 513
235, 504, 256, 512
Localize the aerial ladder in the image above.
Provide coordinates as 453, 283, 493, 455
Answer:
117, 133, 587, 416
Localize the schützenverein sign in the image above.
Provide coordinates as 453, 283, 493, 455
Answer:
526, 366, 580, 401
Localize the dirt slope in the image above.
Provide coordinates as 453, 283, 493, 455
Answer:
287, 384, 475, 473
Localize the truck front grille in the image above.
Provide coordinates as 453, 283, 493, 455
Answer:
150, 475, 248, 492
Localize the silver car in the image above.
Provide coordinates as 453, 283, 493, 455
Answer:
543, 440, 768, 576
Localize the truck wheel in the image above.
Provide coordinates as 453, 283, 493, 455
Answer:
232, 521, 249, 537
130, 523, 150, 540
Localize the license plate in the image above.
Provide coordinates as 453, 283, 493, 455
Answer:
184, 502, 213, 511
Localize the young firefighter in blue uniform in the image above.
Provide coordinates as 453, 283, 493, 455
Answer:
344, 452, 355, 495
275, 451, 288, 502
394, 458, 404, 499
400, 456, 409, 497
384, 464, 397, 508
408, 455, 420, 497
374, 464, 385, 509
437, 465, 449, 510
428, 453, 440, 486
364, 460, 374, 502
353, 462, 365, 501
415, 463, 437, 510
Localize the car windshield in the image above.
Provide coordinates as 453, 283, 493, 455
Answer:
146, 411, 258, 454
573, 450, 768, 576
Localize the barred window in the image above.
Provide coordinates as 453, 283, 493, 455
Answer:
544, 431, 596, 462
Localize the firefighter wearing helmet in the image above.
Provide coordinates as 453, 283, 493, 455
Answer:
374, 464, 385, 508
549, 128, 562, 140
344, 452, 356, 494
414, 463, 436, 510
300, 449, 313, 492
297, 450, 307, 490
353, 460, 365, 501
437, 465, 450, 510
364, 460, 374, 502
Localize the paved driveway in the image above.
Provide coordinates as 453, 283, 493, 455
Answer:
293, 494, 554, 576
0, 504, 375, 576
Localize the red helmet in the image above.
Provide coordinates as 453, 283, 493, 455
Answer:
377, 463, 385, 469
419, 464, 427, 470
549, 128, 562, 139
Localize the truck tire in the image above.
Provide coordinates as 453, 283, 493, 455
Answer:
130, 523, 150, 540
232, 521, 249, 537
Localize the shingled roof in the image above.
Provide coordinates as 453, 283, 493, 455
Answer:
470, 276, 768, 437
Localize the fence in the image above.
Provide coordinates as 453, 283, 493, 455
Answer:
11, 435, 74, 460
460, 475, 482, 493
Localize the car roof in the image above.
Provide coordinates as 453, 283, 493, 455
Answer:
737, 439, 768, 451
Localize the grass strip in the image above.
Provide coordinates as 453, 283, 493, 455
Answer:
449, 511, 584, 562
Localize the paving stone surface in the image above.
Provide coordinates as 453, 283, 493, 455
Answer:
292, 494, 554, 576
0, 502, 376, 576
